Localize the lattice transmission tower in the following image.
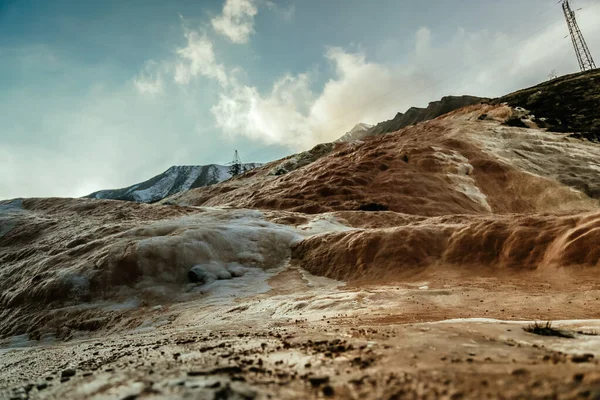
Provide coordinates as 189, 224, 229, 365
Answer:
562, 0, 596, 71
228, 150, 244, 177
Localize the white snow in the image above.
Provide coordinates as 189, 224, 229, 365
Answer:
433, 148, 492, 211
91, 164, 263, 203
335, 122, 374, 142
133, 166, 195, 202
212, 164, 232, 181
297, 214, 356, 235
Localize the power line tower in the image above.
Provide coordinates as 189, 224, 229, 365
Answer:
562, 0, 596, 71
228, 150, 244, 177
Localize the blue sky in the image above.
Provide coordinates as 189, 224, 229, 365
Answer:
1, 0, 599, 199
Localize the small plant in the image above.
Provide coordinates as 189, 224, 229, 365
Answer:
523, 321, 575, 339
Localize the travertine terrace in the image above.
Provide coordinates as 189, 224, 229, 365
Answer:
2, 71, 600, 399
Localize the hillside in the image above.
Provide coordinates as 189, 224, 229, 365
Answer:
2, 70, 600, 400
497, 68, 600, 138
85, 163, 261, 203
336, 95, 486, 142
166, 104, 600, 214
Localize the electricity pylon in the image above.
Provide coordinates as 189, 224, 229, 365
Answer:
228, 150, 244, 177
562, 0, 596, 71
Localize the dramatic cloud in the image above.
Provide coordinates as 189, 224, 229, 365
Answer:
211, 48, 434, 148
211, 0, 258, 44
210, 3, 600, 149
130, 2, 600, 152
212, 73, 314, 147
174, 30, 228, 85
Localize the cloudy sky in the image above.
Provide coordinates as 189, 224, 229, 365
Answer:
1, 0, 599, 199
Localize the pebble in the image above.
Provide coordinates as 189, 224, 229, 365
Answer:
322, 385, 335, 397
61, 369, 76, 378
309, 376, 330, 387
571, 354, 594, 363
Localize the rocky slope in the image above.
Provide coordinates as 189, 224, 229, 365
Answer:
1, 70, 600, 399
85, 163, 261, 203
336, 95, 486, 142
497, 68, 600, 139
167, 104, 600, 215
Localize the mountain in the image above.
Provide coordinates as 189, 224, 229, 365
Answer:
334, 122, 373, 142
86, 163, 262, 203
336, 95, 486, 142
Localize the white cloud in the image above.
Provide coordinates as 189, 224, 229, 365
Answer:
211, 0, 258, 44
133, 60, 164, 95
211, 3, 600, 150
136, 3, 600, 152
211, 73, 314, 147
211, 47, 434, 149
174, 30, 228, 86
265, 1, 295, 21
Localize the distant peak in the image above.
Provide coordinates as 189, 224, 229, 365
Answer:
349, 123, 373, 132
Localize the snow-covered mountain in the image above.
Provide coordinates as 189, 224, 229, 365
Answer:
334, 123, 374, 142
85, 163, 262, 203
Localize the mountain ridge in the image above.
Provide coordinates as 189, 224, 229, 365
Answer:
335, 95, 487, 142
86, 163, 262, 203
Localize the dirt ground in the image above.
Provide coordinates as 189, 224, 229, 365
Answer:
2, 266, 599, 400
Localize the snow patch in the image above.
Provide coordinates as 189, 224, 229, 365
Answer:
213, 164, 232, 181
335, 122, 374, 142
133, 166, 198, 202
297, 214, 355, 235
433, 149, 492, 211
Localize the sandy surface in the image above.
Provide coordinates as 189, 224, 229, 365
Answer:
2, 266, 600, 400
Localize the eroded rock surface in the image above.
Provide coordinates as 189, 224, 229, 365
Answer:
2, 72, 600, 399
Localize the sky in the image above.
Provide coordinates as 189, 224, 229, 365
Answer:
1, 0, 599, 199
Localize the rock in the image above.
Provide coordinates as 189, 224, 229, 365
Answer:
61, 369, 76, 378
322, 385, 335, 397
188, 269, 204, 284
213, 383, 256, 400
363, 95, 486, 138
308, 376, 330, 387
571, 354, 594, 363
358, 203, 389, 212
187, 366, 243, 376
511, 368, 530, 376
